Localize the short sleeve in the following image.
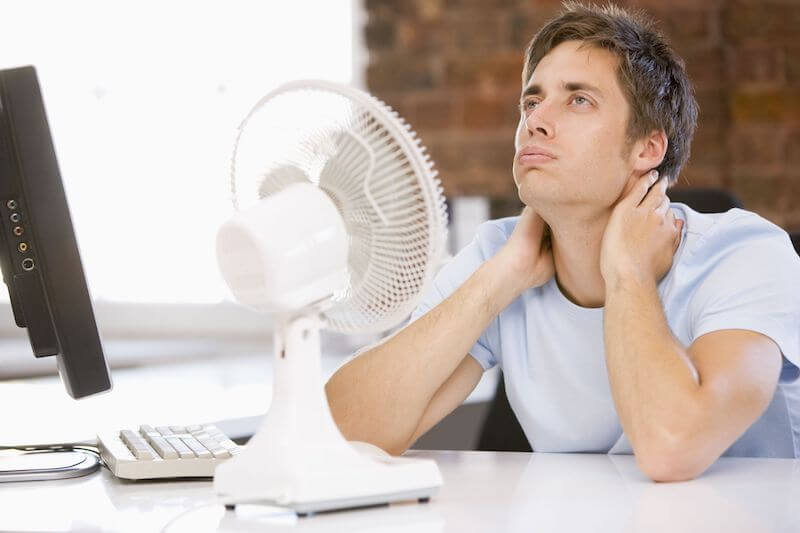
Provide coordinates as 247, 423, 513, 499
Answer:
689, 228, 800, 383
408, 222, 507, 370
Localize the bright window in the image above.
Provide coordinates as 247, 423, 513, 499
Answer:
0, 1, 357, 309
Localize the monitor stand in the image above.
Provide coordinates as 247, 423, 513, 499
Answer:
0, 450, 100, 482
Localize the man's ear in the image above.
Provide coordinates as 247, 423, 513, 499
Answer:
631, 130, 668, 174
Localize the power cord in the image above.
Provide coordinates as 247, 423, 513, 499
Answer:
0, 441, 107, 471
0, 440, 100, 457
2, 442, 233, 531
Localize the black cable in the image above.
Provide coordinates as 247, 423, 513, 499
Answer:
0, 443, 102, 461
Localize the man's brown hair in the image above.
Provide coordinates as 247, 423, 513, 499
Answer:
523, 2, 698, 185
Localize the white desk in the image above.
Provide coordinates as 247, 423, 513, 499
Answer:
2, 451, 798, 532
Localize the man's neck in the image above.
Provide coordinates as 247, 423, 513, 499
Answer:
547, 210, 611, 309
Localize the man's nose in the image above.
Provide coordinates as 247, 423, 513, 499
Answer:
525, 102, 555, 138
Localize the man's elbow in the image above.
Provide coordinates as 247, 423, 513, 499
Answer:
386, 444, 409, 457
637, 452, 701, 482
635, 440, 715, 482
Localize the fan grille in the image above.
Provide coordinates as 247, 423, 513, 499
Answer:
230, 81, 448, 334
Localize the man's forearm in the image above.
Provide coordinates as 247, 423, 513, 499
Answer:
326, 253, 523, 453
603, 276, 702, 461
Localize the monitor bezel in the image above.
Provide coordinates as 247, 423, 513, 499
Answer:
0, 65, 111, 399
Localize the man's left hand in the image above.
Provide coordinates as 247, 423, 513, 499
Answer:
600, 169, 683, 289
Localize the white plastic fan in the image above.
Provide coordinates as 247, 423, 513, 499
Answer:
213, 80, 449, 514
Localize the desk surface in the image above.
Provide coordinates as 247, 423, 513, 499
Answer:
2, 450, 798, 533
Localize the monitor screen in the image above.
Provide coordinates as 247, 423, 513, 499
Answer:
0, 65, 111, 399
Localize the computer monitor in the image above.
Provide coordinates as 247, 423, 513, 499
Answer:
0, 65, 113, 481
0, 65, 111, 400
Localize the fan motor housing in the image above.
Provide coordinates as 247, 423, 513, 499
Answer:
216, 182, 348, 312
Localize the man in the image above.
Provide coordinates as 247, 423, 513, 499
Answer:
325, 2, 800, 481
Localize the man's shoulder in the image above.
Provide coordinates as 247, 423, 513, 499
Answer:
673, 204, 800, 286
677, 204, 794, 262
474, 216, 519, 249
433, 216, 519, 284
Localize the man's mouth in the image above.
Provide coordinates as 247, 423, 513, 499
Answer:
518, 145, 557, 166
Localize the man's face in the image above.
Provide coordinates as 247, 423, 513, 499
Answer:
513, 40, 635, 214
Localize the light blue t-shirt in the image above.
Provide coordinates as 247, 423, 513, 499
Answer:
409, 203, 800, 457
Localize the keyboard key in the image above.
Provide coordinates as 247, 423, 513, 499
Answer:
170, 426, 187, 434
182, 437, 213, 459
211, 447, 232, 459
219, 438, 239, 451
120, 430, 154, 460
219, 437, 241, 455
218, 439, 240, 456
146, 435, 179, 460
120, 429, 147, 448
196, 436, 231, 459
164, 436, 195, 459
156, 426, 174, 436
187, 425, 203, 433
139, 424, 159, 437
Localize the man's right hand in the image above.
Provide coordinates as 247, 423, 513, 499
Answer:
496, 206, 555, 293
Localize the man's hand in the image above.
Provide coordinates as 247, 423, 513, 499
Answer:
600, 169, 683, 289
496, 206, 556, 292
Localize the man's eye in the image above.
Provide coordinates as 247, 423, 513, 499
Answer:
522, 99, 539, 110
572, 95, 591, 105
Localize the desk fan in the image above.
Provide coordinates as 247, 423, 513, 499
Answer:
213, 80, 449, 514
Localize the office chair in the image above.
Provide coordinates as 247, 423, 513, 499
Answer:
476, 375, 531, 452
476, 187, 746, 453
790, 232, 800, 257
667, 187, 743, 213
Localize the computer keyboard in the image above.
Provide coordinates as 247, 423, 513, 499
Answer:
96, 424, 242, 480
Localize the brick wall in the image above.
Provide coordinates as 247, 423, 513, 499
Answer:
363, 0, 800, 230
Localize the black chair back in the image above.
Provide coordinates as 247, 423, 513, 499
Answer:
668, 187, 743, 213
476, 374, 531, 452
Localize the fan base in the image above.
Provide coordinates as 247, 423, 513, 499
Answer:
219, 466, 439, 515
213, 315, 443, 514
